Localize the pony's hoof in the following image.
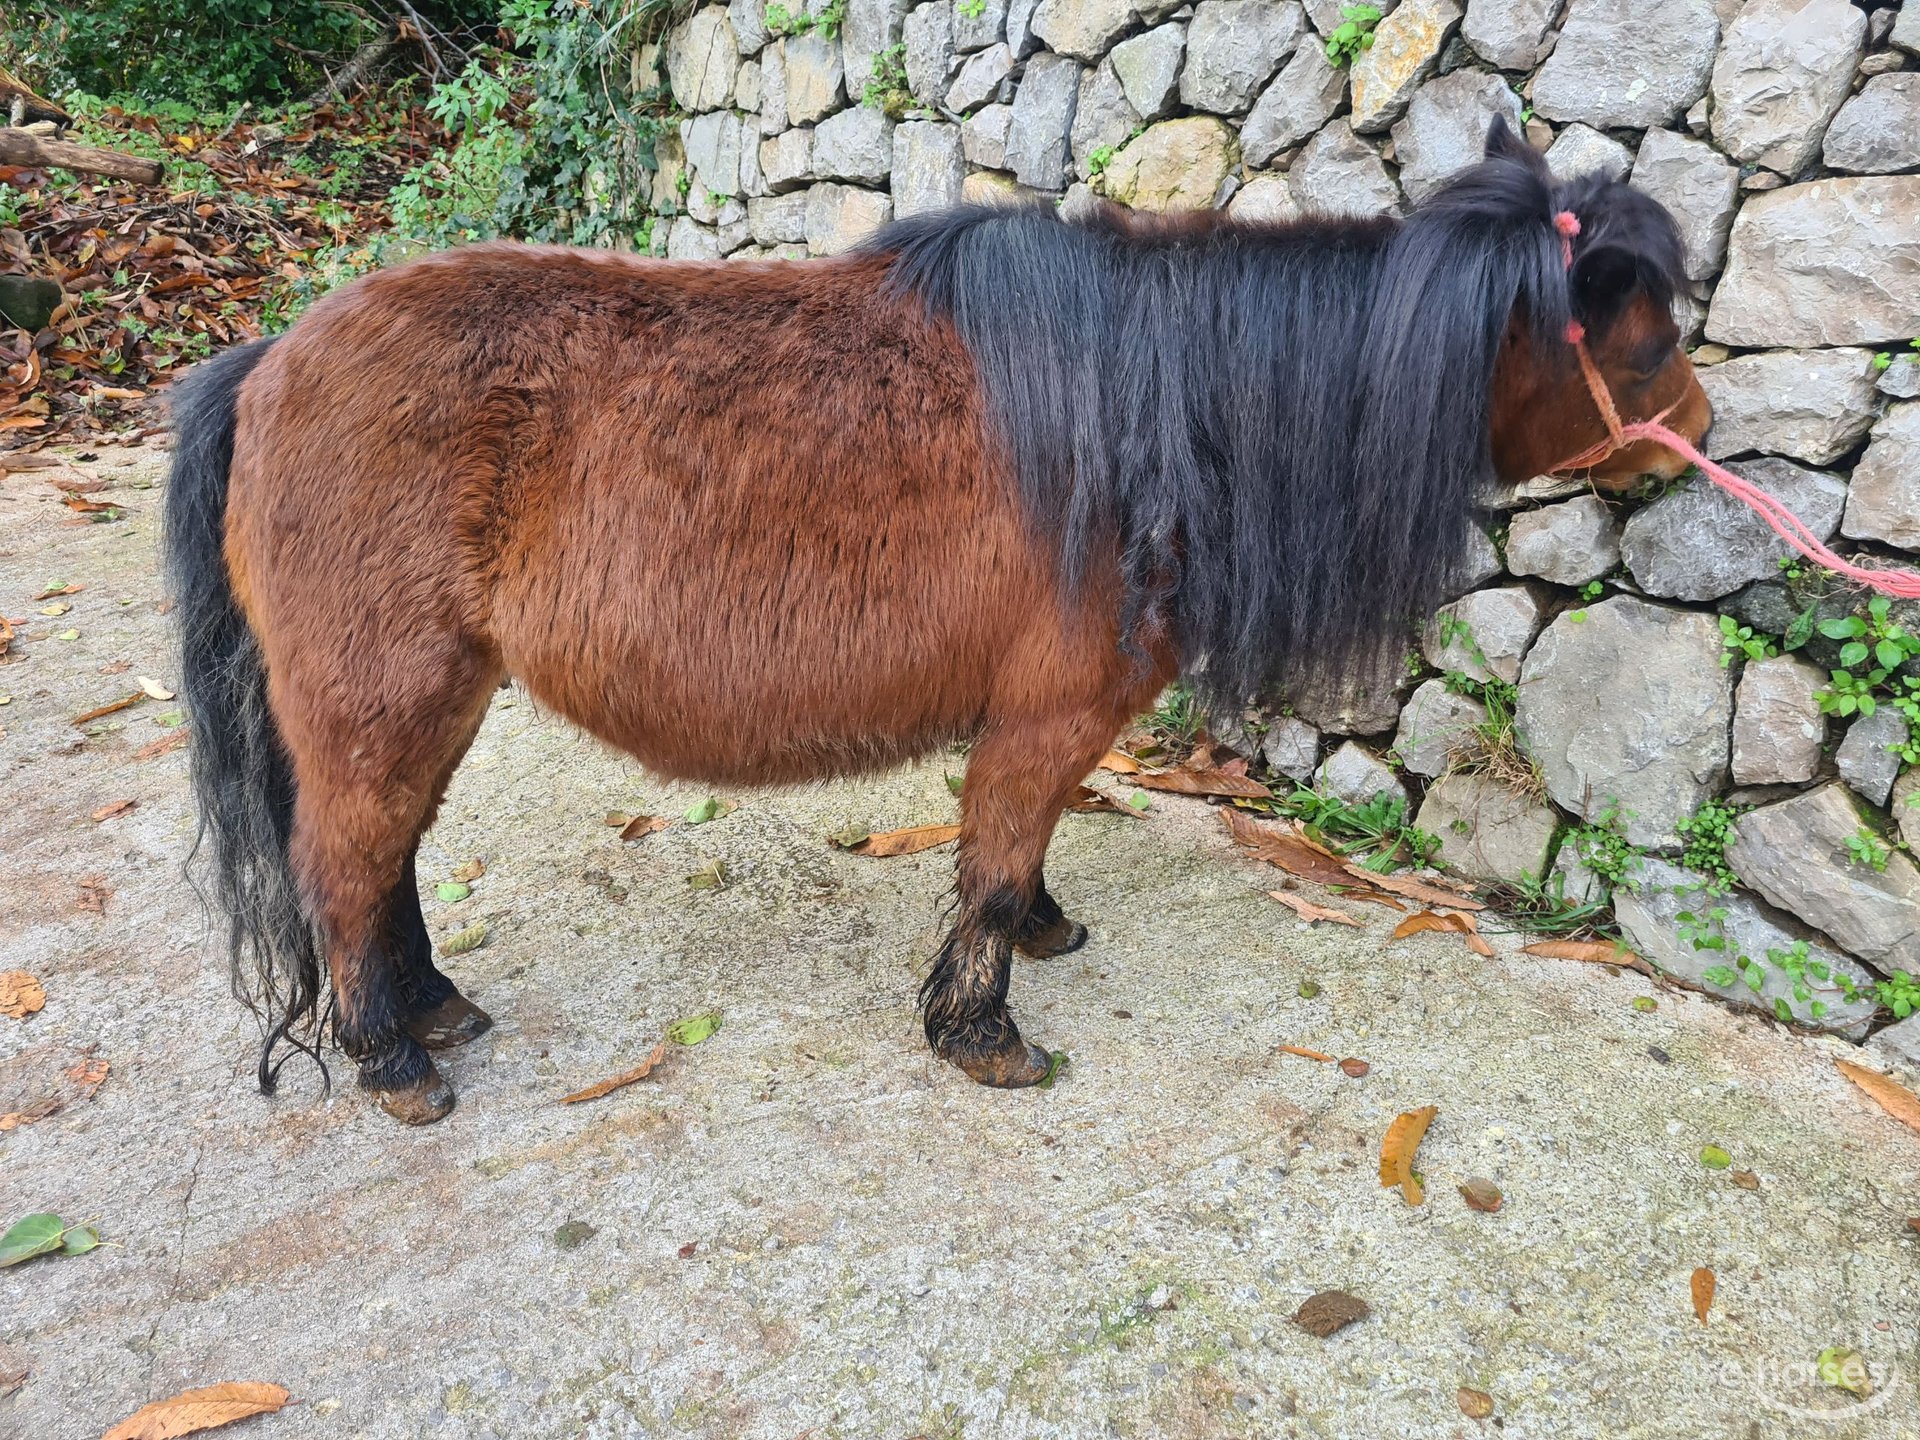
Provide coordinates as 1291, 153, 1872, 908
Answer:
1015, 916, 1088, 960
952, 1036, 1053, 1089
372, 1067, 456, 1125
406, 992, 494, 1050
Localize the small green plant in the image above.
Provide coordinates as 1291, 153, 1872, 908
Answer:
1566, 802, 1640, 891
1717, 614, 1777, 668
1142, 681, 1203, 747
861, 42, 913, 114
957, 0, 987, 17
1273, 787, 1438, 871
1846, 826, 1891, 873
1876, 970, 1920, 1019
1675, 798, 1742, 894
1579, 580, 1605, 601
1086, 144, 1116, 176
1815, 596, 1920, 744
1324, 3, 1382, 65
767, 0, 847, 36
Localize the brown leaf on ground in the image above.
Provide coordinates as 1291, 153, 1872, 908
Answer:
0, 1366, 23, 1398
1290, 1290, 1370, 1337
64, 1057, 109, 1096
134, 729, 189, 761
1835, 1059, 1920, 1138
450, 858, 486, 882
76, 875, 110, 914
61, 492, 117, 515
1134, 763, 1271, 800
1353, 867, 1486, 911
1340, 888, 1408, 912
1098, 750, 1142, 774
31, 582, 81, 600
1339, 1057, 1370, 1078
832, 823, 961, 858
1521, 938, 1648, 972
1690, 1266, 1715, 1324
1278, 1044, 1335, 1062
558, 1042, 669, 1105
1391, 909, 1495, 957
1379, 1104, 1438, 1206
617, 814, 669, 841
1459, 1177, 1503, 1213
1457, 1388, 1494, 1420
136, 676, 175, 701
103, 1381, 291, 1440
73, 691, 142, 725
0, 971, 45, 1020
1067, 784, 1142, 818
1731, 1169, 1760, 1191
90, 798, 137, 822
1223, 810, 1356, 889
1266, 890, 1362, 926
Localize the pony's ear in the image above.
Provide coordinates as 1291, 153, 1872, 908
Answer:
1483, 113, 1532, 164
1570, 243, 1646, 325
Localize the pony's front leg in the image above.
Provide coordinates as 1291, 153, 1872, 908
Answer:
921, 712, 1113, 1087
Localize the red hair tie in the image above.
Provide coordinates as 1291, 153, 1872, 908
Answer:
1553, 209, 1580, 269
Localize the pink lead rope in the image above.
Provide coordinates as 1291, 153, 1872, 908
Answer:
1548, 209, 1920, 600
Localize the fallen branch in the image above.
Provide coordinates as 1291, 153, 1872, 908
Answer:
0, 66, 70, 129
303, 33, 404, 107
0, 130, 163, 185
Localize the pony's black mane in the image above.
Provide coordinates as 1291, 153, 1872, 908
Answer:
871, 122, 1685, 709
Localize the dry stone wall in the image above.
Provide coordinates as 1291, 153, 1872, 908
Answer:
640, 0, 1920, 1059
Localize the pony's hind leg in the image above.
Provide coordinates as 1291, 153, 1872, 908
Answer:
924, 710, 1115, 1087
277, 655, 497, 1125
389, 851, 494, 1050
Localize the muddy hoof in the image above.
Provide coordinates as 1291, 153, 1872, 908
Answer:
371, 1066, 457, 1125
1015, 916, 1089, 960
406, 992, 494, 1050
951, 1036, 1053, 1089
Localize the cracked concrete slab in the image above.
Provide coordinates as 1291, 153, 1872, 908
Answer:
3, 443, 1920, 1438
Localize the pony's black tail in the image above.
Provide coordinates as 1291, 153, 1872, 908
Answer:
163, 337, 326, 1094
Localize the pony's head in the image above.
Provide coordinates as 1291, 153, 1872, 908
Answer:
1472, 117, 1711, 490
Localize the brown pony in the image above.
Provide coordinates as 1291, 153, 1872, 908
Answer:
166, 120, 1707, 1124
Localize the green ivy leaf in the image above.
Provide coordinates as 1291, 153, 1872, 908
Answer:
435, 881, 470, 903
667, 1011, 721, 1046
1699, 1144, 1732, 1170
1701, 965, 1736, 986
0, 1213, 69, 1267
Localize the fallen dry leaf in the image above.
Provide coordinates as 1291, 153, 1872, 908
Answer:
31, 582, 81, 600
1391, 909, 1494, 958
1066, 784, 1141, 817
617, 814, 669, 842
1457, 1387, 1494, 1420
136, 675, 175, 701
76, 876, 110, 914
1223, 809, 1359, 890
1290, 1289, 1370, 1337
103, 1380, 291, 1440
1379, 1104, 1438, 1207
134, 729, 189, 761
831, 823, 961, 858
1266, 889, 1362, 926
1691, 1266, 1716, 1324
1339, 1057, 1370, 1078
1835, 1058, 1920, 1138
1134, 764, 1270, 800
62, 492, 117, 515
559, 1042, 669, 1104
1278, 1044, 1335, 1062
1354, 867, 1486, 911
1731, 1169, 1760, 1191
1097, 750, 1142, 774
1459, 1177, 1503, 1213
450, 858, 486, 882
0, 971, 46, 1020
91, 798, 138, 822
64, 1057, 109, 1096
1521, 938, 1650, 974
73, 691, 143, 726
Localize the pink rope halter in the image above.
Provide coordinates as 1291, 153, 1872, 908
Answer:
1547, 209, 1920, 599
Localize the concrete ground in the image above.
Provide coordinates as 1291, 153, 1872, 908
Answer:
3, 441, 1919, 1440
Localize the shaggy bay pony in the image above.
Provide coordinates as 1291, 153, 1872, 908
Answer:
166, 119, 1708, 1123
